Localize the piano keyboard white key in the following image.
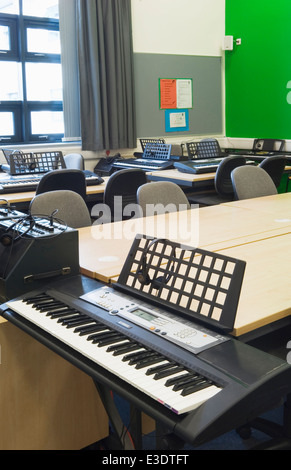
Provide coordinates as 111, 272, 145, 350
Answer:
6, 295, 221, 415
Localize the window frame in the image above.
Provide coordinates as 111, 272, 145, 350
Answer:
0, 8, 63, 145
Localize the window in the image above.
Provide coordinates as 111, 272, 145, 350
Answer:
0, 0, 64, 144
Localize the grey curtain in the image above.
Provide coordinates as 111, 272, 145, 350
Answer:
77, 0, 137, 151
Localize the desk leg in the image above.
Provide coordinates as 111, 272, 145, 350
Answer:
93, 380, 135, 450
129, 405, 143, 450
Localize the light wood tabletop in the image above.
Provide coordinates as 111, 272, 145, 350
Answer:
78, 194, 291, 338
147, 168, 216, 186
223, 191, 291, 217
79, 201, 291, 283
220, 232, 291, 336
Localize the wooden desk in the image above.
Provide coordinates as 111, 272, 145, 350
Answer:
223, 192, 291, 217
78, 195, 291, 340
147, 168, 215, 187
79, 202, 291, 283
219, 233, 291, 336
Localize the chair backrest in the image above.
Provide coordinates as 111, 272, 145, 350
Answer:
252, 138, 285, 152
231, 165, 278, 200
103, 168, 148, 222
29, 190, 91, 228
64, 153, 85, 170
137, 181, 190, 217
36, 169, 87, 200
259, 156, 286, 187
214, 155, 246, 197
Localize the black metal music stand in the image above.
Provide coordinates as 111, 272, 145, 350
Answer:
116, 235, 246, 333
8, 151, 65, 175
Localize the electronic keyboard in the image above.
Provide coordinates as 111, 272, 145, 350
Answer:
113, 142, 174, 172
113, 158, 174, 171
1, 276, 291, 448
174, 159, 222, 174
0, 171, 103, 194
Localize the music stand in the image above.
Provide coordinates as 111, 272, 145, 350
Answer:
116, 235, 246, 333
7, 151, 65, 175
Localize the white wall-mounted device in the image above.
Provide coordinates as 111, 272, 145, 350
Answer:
222, 35, 234, 51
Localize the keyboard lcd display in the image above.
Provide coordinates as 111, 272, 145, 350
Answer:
130, 308, 158, 322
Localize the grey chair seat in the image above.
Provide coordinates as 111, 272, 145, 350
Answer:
137, 181, 190, 217
30, 189, 91, 228
231, 165, 278, 200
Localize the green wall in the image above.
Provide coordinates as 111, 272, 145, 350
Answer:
225, 0, 291, 139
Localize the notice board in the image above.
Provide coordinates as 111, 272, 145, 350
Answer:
133, 53, 222, 138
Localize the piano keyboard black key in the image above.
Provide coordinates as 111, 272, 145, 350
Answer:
165, 372, 197, 387
87, 330, 112, 342
181, 380, 211, 396
154, 365, 185, 380
109, 343, 141, 356
146, 362, 176, 376
25, 294, 49, 303
122, 349, 148, 363
106, 341, 135, 353
97, 334, 125, 347
172, 377, 203, 392
63, 316, 92, 328
91, 331, 123, 344
135, 355, 165, 370
128, 351, 158, 366
49, 310, 78, 319
75, 323, 107, 335
61, 314, 88, 325
38, 302, 66, 311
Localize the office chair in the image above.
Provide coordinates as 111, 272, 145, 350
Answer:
137, 181, 190, 217
102, 168, 148, 222
259, 156, 287, 188
252, 138, 285, 153
29, 190, 91, 228
64, 153, 85, 170
36, 169, 87, 200
231, 165, 278, 200
187, 155, 247, 207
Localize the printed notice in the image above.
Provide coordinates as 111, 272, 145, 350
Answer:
160, 79, 177, 109
176, 79, 192, 109
165, 109, 189, 132
160, 78, 193, 109
170, 111, 186, 128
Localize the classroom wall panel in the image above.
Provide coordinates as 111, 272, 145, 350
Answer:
133, 53, 223, 138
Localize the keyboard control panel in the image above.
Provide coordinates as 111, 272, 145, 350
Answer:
81, 286, 228, 354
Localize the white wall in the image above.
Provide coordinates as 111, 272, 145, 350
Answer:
131, 0, 225, 57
